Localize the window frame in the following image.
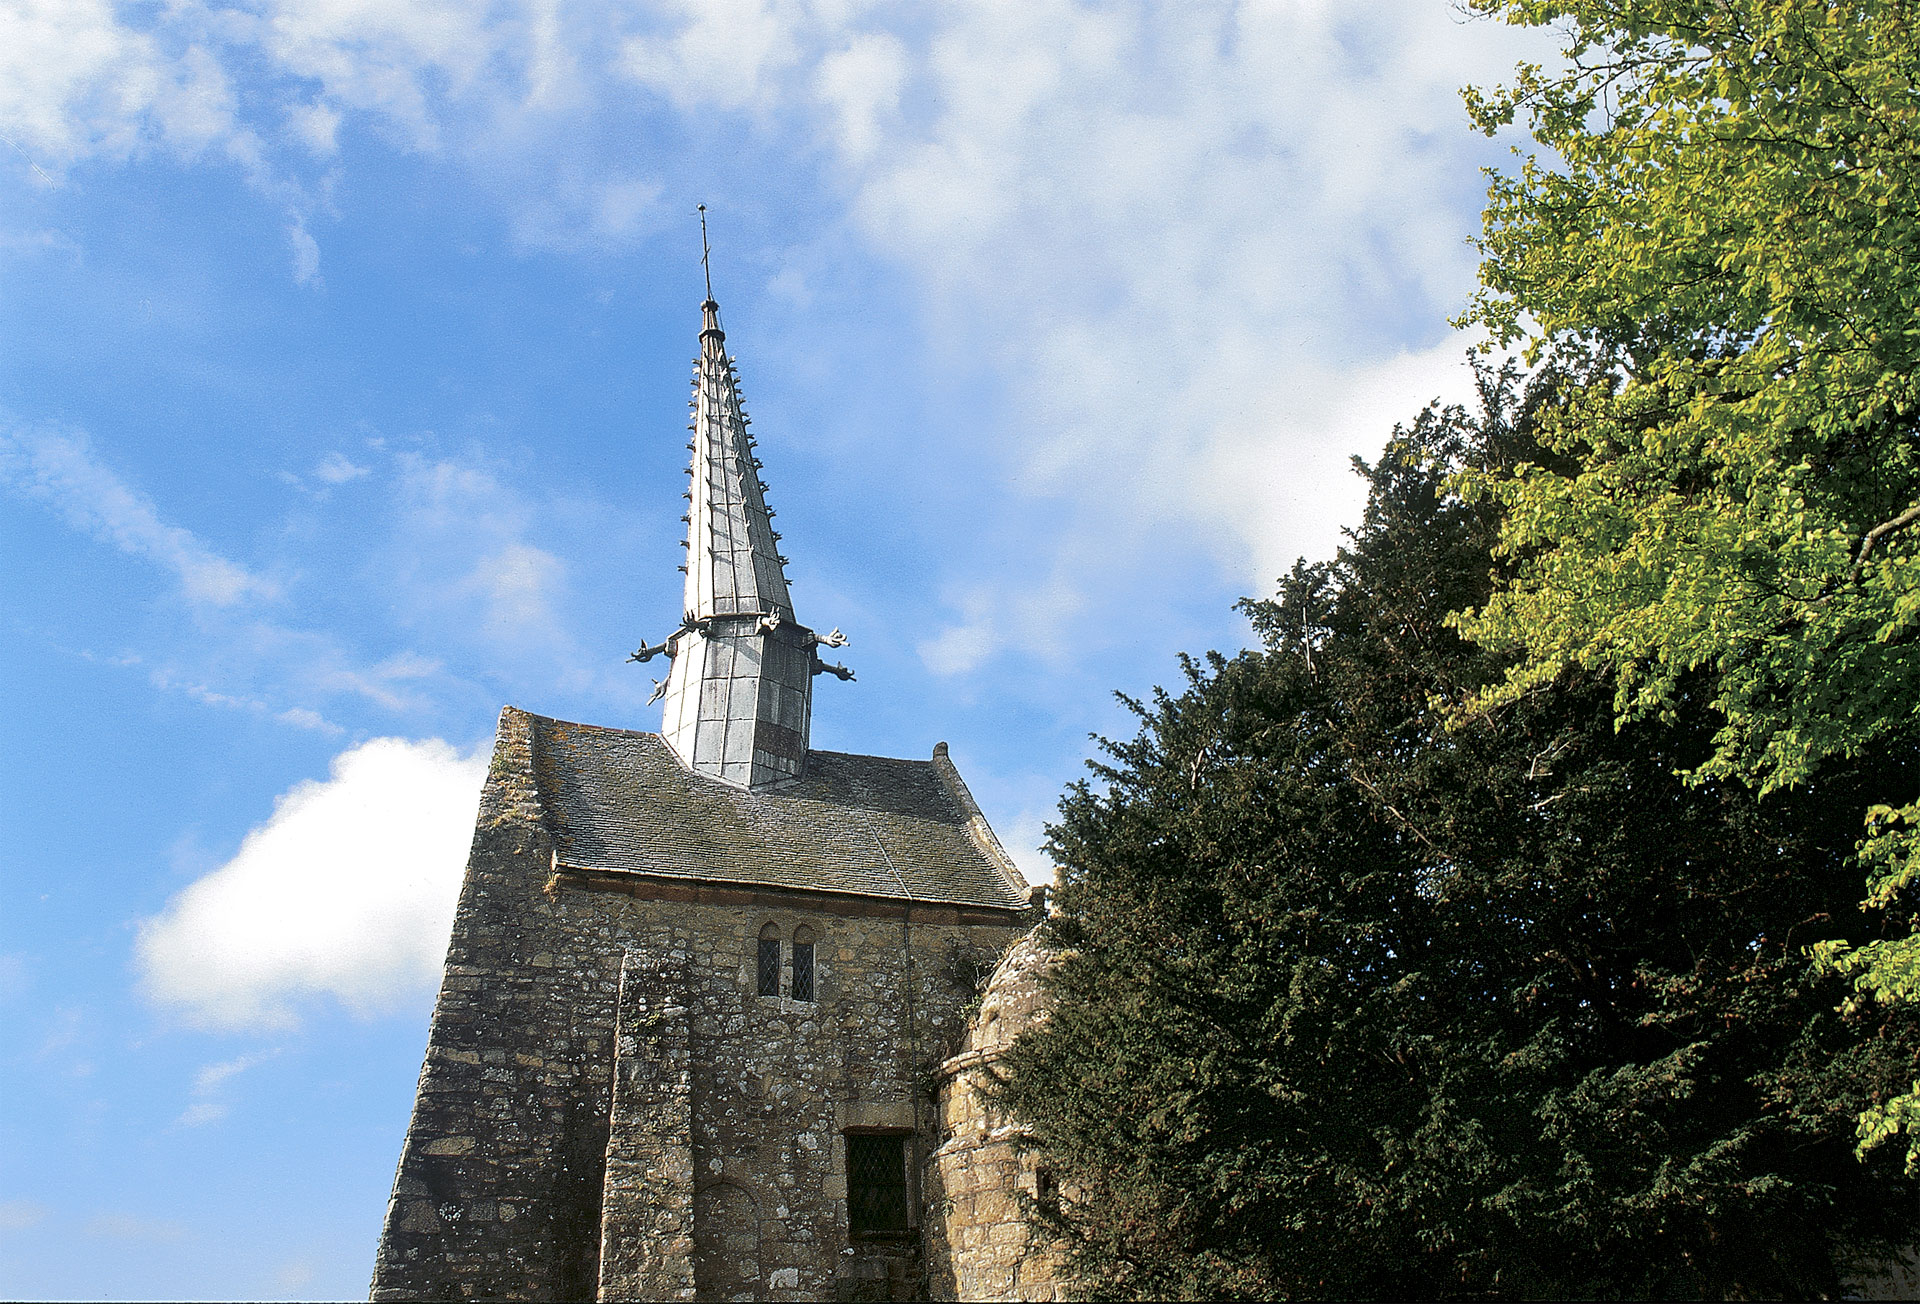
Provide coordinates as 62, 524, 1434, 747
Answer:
756, 925, 781, 998
791, 925, 815, 1003
844, 1130, 913, 1238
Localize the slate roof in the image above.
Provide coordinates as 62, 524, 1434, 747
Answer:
525, 712, 1031, 912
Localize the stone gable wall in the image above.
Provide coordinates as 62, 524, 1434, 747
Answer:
372, 706, 614, 1301
371, 707, 1031, 1303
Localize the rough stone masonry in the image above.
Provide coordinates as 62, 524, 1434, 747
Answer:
370, 293, 1059, 1302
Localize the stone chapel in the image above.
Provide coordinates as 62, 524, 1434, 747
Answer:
369, 293, 1064, 1302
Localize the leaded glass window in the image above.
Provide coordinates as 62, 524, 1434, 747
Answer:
757, 924, 781, 997
791, 925, 815, 1003
846, 1133, 908, 1234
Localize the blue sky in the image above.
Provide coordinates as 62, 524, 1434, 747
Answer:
0, 2, 1551, 1297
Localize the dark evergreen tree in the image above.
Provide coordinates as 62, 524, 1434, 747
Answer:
1000, 367, 1920, 1300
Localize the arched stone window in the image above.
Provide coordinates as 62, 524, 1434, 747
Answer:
757, 923, 781, 997
791, 925, 816, 1003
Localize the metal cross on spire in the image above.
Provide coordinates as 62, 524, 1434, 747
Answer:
627, 215, 852, 788
698, 203, 713, 302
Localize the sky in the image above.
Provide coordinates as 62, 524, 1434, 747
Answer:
0, 2, 1554, 1298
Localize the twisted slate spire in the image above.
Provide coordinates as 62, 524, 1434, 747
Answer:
635, 297, 850, 788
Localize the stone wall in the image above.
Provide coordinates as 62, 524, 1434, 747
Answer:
372, 707, 614, 1302
924, 933, 1065, 1303
370, 707, 1032, 1302
596, 954, 694, 1301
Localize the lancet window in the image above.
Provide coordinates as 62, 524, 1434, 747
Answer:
757, 923, 781, 997
792, 925, 816, 1003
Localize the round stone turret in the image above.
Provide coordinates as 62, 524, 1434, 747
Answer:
924, 928, 1066, 1302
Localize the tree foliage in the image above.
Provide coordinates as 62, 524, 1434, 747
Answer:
1000, 377, 1920, 1299
1452, 0, 1920, 1159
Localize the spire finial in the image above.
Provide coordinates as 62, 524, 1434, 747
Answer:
698, 204, 714, 302
650, 266, 842, 789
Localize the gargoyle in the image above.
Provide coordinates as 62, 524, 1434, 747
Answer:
812, 652, 855, 682
629, 614, 709, 663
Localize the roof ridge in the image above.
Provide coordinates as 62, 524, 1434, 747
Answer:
510, 708, 951, 769
521, 715, 1029, 912
930, 741, 1032, 901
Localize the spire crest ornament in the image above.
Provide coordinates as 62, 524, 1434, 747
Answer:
629, 229, 851, 788
698, 203, 714, 302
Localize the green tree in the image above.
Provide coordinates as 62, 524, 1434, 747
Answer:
1001, 378, 1920, 1299
1453, 0, 1920, 1160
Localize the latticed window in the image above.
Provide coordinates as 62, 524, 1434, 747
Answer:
791, 925, 815, 1003
757, 924, 781, 997
846, 1133, 909, 1235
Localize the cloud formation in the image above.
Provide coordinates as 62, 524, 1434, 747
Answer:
621, 1, 1551, 664
1, 2, 1551, 670
136, 736, 486, 1031
176, 1051, 277, 1127
0, 1199, 47, 1231
0, 0, 244, 167
81, 1213, 188, 1243
0, 419, 276, 606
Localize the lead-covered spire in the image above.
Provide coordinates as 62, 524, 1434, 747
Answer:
631, 294, 851, 789
682, 299, 793, 621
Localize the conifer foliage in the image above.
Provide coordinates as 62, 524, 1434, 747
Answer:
1000, 373, 1920, 1299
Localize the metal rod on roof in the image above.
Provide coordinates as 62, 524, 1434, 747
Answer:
698, 204, 714, 301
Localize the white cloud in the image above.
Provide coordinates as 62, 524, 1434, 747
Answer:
0, 419, 276, 606
824, 5, 1529, 543
616, 1, 1553, 666
0, 0, 528, 166
0, 227, 81, 257
136, 737, 486, 1031
313, 450, 369, 484
0, 0, 1554, 669
509, 167, 663, 251
212, 622, 444, 715
176, 1101, 227, 1128
177, 1051, 276, 1127
82, 1213, 188, 1243
276, 706, 337, 733
591, 176, 662, 241
286, 100, 342, 156
918, 603, 998, 679
620, 0, 806, 115
287, 213, 321, 285
999, 810, 1058, 887
8, 427, 509, 727
0, 0, 642, 271
815, 32, 907, 161
0, 951, 27, 1000
389, 453, 605, 687
145, 667, 345, 734
0, 1199, 47, 1231
918, 571, 1088, 678
0, 0, 240, 166
469, 542, 567, 637
276, 1256, 319, 1291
